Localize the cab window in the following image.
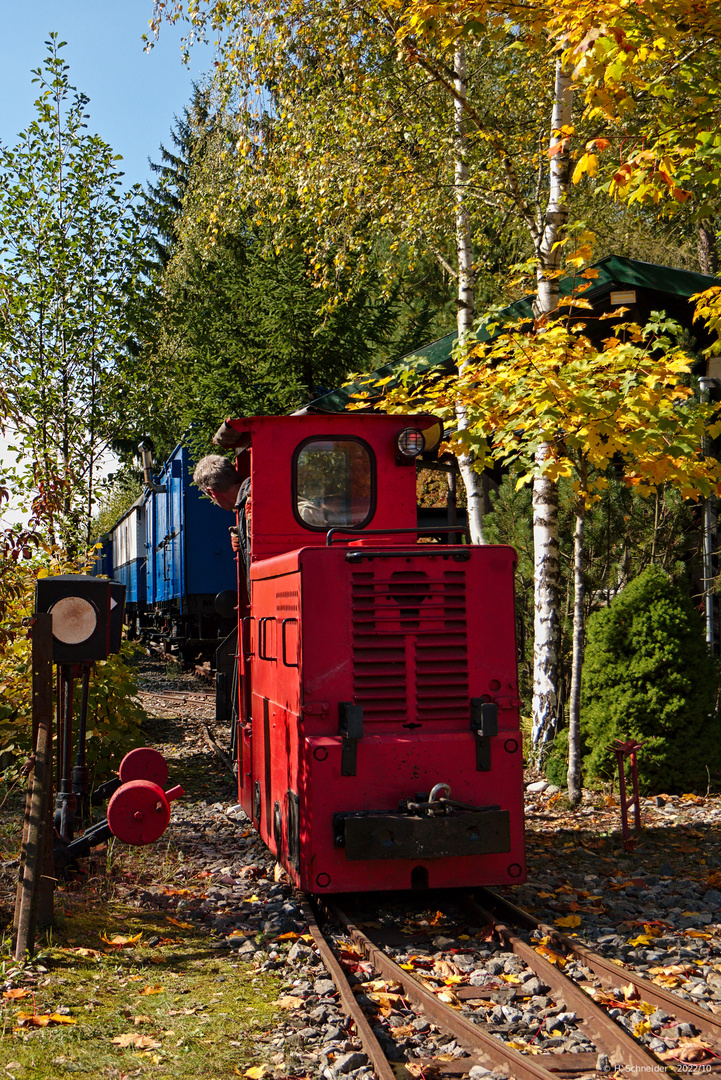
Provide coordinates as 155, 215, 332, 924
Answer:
294, 438, 374, 530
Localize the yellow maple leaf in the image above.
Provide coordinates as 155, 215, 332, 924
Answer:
628, 934, 654, 947
111, 1032, 162, 1049
245, 1066, 270, 1079
554, 915, 581, 928
100, 931, 143, 947
535, 945, 566, 967
139, 985, 164, 996
16, 1012, 77, 1027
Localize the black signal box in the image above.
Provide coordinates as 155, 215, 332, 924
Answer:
109, 581, 126, 654
35, 575, 112, 663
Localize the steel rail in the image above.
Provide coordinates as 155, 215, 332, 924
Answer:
324, 900, 578, 1080
139, 690, 216, 703
464, 895, 663, 1075
480, 888, 721, 1048
301, 901, 397, 1080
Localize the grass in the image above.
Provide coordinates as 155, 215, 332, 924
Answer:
1, 899, 282, 1079
0, 781, 285, 1080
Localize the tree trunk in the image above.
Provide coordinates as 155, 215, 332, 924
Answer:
531, 57, 573, 749
567, 500, 586, 806
531, 454, 561, 752
453, 44, 485, 545
698, 219, 719, 276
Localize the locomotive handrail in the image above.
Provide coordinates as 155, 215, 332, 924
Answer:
281, 618, 299, 669
241, 616, 254, 659
325, 525, 470, 547
258, 617, 276, 662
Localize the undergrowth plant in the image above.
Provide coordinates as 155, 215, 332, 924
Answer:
580, 564, 720, 794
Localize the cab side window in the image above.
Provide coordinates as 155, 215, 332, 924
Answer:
295, 438, 374, 530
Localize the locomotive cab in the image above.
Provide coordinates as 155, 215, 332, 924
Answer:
213, 413, 526, 893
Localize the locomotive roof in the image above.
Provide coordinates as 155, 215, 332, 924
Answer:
306, 255, 720, 414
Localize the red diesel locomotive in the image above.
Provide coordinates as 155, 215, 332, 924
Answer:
213, 412, 526, 893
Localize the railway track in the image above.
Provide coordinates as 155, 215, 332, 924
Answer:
137, 688, 217, 705
303, 891, 721, 1079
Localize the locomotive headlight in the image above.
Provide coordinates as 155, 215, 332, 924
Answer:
396, 428, 425, 457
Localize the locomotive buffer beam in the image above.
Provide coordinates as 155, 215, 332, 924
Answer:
333, 804, 510, 861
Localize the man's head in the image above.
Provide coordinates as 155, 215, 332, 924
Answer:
193, 455, 243, 511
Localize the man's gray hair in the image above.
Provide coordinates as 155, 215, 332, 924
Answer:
193, 454, 241, 492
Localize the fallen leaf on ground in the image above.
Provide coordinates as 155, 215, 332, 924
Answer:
535, 945, 566, 967
3, 989, 31, 1000
139, 985, 164, 996
15, 1012, 77, 1027
366, 991, 405, 1013
657, 1037, 714, 1063
165, 917, 194, 930
436, 988, 461, 1006
274, 996, 305, 1010
245, 1066, 270, 1078
111, 1032, 162, 1049
554, 915, 581, 928
100, 931, 143, 947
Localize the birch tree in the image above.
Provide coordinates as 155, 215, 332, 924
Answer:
0, 36, 149, 548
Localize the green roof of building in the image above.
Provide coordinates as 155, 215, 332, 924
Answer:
307, 255, 719, 413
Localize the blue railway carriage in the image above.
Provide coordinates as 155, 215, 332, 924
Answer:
110, 496, 147, 631
99, 444, 238, 660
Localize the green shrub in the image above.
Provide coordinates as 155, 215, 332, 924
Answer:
543, 727, 569, 788
581, 565, 720, 794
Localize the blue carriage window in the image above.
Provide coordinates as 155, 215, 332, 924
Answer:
294, 438, 374, 530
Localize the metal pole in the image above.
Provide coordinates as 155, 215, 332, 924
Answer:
699, 376, 716, 652
55, 665, 77, 842
72, 663, 91, 827
704, 496, 715, 649
14, 613, 54, 958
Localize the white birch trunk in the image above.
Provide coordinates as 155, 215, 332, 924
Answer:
531, 454, 560, 750
453, 44, 485, 545
567, 503, 585, 806
531, 58, 573, 751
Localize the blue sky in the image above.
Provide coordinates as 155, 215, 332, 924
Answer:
0, 1, 216, 191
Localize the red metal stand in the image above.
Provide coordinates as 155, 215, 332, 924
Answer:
612, 739, 644, 851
